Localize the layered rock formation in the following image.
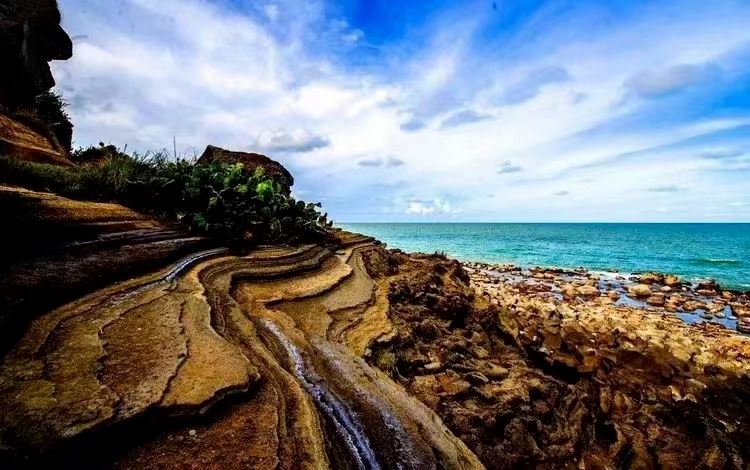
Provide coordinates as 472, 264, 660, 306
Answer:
3, 183, 750, 468
0, 0, 73, 162
0, 113, 73, 165
0, 185, 214, 352
0, 202, 480, 468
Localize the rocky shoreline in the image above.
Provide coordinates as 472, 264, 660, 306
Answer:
3, 209, 750, 467
3, 1, 750, 467
463, 261, 750, 334
366, 252, 750, 468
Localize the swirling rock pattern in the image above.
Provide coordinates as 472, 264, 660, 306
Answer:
5, 187, 750, 469
0, 196, 481, 468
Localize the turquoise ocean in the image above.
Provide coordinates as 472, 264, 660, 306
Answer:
340, 223, 750, 291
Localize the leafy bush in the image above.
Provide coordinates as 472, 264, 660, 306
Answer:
0, 150, 331, 245
128, 159, 332, 244
32, 91, 70, 127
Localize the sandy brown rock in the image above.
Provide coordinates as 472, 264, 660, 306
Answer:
0, 114, 72, 165
0, 223, 481, 469
0, 186, 213, 350
4, 184, 749, 469
646, 292, 666, 306
628, 283, 653, 298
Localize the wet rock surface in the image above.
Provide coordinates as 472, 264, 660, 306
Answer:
464, 263, 750, 333
0, 217, 480, 468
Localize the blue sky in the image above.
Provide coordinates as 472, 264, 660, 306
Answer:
54, 0, 750, 221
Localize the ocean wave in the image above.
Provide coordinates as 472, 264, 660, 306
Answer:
690, 258, 741, 265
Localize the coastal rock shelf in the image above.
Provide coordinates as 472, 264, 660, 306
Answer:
0, 185, 214, 351
0, 207, 480, 468
3, 189, 750, 468
464, 262, 750, 333
461, 262, 750, 467
361, 253, 750, 468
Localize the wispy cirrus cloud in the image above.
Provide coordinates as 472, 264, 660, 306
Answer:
501, 66, 571, 105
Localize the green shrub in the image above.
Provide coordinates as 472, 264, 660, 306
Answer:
0, 151, 331, 245
32, 91, 70, 127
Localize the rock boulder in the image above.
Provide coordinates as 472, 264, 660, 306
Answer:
197, 145, 294, 194
628, 284, 652, 298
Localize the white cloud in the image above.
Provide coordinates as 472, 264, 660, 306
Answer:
53, 0, 750, 222
405, 198, 455, 215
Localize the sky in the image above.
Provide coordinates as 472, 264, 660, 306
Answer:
53, 0, 750, 222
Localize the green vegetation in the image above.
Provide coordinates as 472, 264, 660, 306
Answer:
32, 91, 71, 129
10, 91, 73, 148
0, 149, 332, 244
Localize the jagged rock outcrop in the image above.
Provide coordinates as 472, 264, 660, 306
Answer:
362, 254, 750, 468
197, 145, 295, 193
0, 0, 74, 161
0, 0, 72, 107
